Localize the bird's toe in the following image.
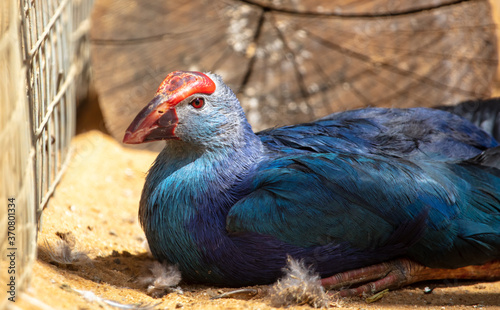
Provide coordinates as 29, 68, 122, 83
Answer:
321, 258, 425, 297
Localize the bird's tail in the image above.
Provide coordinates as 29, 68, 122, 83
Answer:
436, 98, 500, 141
466, 146, 500, 170
466, 146, 500, 171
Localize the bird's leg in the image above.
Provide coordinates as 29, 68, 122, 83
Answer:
321, 258, 500, 297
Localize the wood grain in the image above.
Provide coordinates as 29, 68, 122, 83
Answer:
91, 0, 499, 150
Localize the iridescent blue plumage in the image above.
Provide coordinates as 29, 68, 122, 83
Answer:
124, 71, 500, 290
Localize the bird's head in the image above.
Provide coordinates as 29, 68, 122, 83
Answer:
123, 71, 252, 148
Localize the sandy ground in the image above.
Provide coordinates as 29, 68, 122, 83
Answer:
13, 109, 500, 309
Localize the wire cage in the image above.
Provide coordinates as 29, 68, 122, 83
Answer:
0, 0, 94, 307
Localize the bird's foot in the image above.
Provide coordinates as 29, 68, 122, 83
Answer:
321, 258, 500, 297
321, 258, 421, 297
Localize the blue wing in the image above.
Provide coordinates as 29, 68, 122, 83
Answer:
227, 151, 500, 269
258, 108, 497, 160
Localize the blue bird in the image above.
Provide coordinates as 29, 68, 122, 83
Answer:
123, 71, 500, 296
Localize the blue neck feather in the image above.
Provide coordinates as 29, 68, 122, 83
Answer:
139, 124, 266, 283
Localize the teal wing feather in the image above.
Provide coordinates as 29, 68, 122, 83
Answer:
226, 152, 500, 268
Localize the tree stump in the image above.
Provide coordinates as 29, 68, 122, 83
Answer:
91, 0, 499, 150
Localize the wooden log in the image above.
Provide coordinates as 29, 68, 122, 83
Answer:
91, 0, 499, 150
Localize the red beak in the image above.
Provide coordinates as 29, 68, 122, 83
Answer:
123, 70, 216, 144
123, 96, 179, 144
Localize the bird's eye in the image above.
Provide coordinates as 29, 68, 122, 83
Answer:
190, 98, 205, 109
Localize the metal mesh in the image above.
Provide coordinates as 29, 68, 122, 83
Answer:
0, 0, 94, 306
23, 0, 71, 216
22, 0, 94, 217
0, 1, 37, 307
